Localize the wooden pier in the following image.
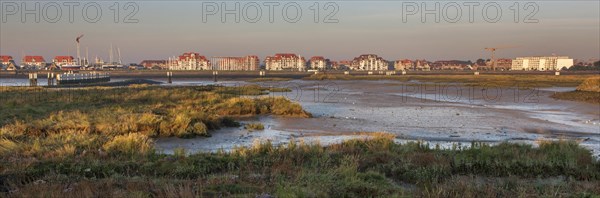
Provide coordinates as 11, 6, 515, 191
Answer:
56, 72, 110, 85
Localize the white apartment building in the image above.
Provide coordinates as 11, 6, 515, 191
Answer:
511, 56, 574, 71
213, 56, 260, 71
265, 53, 306, 71
351, 54, 388, 71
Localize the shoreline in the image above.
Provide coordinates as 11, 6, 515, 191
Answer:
1, 70, 598, 79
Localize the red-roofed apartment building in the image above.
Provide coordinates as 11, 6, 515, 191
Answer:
52, 56, 84, 70
431, 60, 472, 70
351, 54, 388, 71
394, 59, 413, 71
140, 60, 167, 69
1, 55, 17, 70
53, 56, 75, 66
265, 53, 306, 71
309, 56, 329, 70
215, 56, 260, 71
171, 52, 210, 70
22, 56, 46, 69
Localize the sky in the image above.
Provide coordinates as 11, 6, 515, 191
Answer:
1, 1, 599, 64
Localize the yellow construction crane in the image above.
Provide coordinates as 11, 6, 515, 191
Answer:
484, 46, 517, 70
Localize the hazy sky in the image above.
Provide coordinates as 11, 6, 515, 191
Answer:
1, 1, 599, 64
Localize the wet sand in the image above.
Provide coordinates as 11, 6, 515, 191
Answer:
155, 80, 600, 157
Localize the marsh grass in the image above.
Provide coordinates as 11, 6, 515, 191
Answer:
0, 85, 309, 162
247, 77, 293, 82
3, 134, 599, 197
244, 122, 265, 131
577, 77, 600, 92
306, 74, 595, 88
102, 133, 154, 156
552, 77, 600, 104
1, 85, 599, 197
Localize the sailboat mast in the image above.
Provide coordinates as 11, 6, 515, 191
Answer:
109, 43, 113, 64
85, 47, 89, 67
117, 47, 122, 65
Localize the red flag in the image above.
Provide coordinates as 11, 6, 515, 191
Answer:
76, 34, 84, 43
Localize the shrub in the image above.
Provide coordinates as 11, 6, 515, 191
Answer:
220, 117, 241, 127
218, 98, 256, 115
256, 97, 311, 117
173, 147, 187, 158
190, 122, 208, 136
268, 97, 312, 118
244, 123, 265, 131
102, 133, 153, 156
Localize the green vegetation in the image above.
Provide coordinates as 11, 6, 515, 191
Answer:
1, 84, 599, 197
565, 64, 600, 71
552, 77, 600, 104
0, 85, 307, 127
552, 91, 600, 104
244, 122, 265, 131
306, 74, 596, 88
1, 132, 599, 197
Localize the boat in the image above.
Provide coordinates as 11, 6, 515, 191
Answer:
60, 64, 82, 71
101, 44, 125, 70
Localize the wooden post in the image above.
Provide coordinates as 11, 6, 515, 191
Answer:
33, 73, 37, 86
167, 72, 172, 84
213, 71, 218, 82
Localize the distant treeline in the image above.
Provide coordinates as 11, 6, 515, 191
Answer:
564, 61, 600, 71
